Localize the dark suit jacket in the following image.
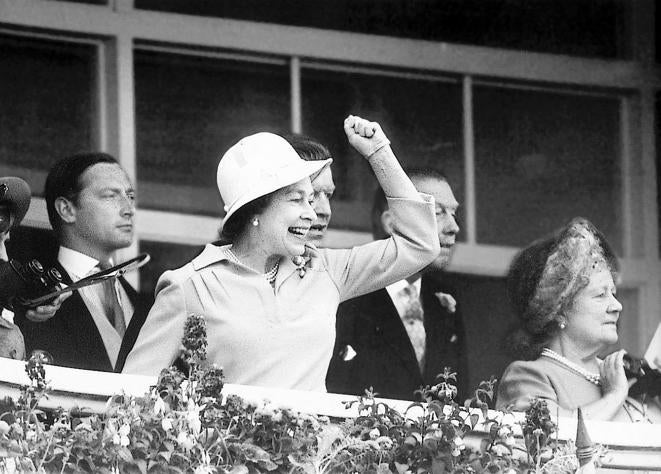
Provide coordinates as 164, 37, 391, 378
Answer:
326, 275, 468, 401
15, 260, 151, 373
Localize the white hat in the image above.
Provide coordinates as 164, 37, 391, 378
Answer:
217, 132, 332, 223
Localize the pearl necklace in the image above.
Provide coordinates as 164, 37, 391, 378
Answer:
541, 348, 601, 386
225, 247, 279, 286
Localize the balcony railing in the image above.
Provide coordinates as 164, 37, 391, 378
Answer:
1, 358, 660, 470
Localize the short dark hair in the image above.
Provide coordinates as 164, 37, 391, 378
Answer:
370, 167, 448, 240
45, 152, 118, 234
284, 134, 332, 163
219, 192, 275, 244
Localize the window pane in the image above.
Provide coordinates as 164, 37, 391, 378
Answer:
301, 67, 464, 235
136, 0, 625, 59
474, 86, 621, 252
139, 240, 204, 299
657, 92, 661, 254
0, 35, 96, 196
135, 50, 290, 216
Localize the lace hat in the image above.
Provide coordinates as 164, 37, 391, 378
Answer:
508, 217, 618, 334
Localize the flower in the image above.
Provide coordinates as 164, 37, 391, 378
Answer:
153, 396, 166, 415
161, 418, 173, 431
177, 431, 195, 451
435, 291, 457, 313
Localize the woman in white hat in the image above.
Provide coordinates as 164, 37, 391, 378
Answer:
123, 116, 440, 391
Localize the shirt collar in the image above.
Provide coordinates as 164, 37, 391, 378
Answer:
58, 246, 100, 280
387, 277, 422, 297
191, 242, 322, 278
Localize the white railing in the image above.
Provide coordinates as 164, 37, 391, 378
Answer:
0, 358, 660, 471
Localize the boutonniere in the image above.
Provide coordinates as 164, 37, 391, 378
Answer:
435, 291, 456, 314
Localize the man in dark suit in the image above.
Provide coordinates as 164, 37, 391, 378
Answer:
326, 169, 468, 401
16, 153, 150, 372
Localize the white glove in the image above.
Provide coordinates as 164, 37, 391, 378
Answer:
343, 115, 391, 159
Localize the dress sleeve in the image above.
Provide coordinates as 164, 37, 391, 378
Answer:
121, 271, 187, 376
322, 194, 440, 302
496, 361, 562, 413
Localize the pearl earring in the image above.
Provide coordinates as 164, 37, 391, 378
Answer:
560, 322, 566, 329
252, 218, 259, 227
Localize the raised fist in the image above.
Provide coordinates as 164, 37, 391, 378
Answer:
343, 115, 391, 158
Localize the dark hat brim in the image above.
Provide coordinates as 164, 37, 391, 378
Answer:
0, 176, 31, 227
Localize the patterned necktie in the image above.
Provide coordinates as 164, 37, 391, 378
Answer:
98, 261, 126, 337
399, 282, 425, 372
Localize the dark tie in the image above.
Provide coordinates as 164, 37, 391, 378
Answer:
399, 283, 425, 371
98, 260, 126, 337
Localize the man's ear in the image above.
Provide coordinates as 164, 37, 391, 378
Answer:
380, 209, 395, 236
54, 197, 76, 224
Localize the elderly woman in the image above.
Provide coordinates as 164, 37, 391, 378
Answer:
123, 116, 440, 391
496, 218, 660, 422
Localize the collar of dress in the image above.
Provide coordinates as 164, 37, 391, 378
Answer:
191, 243, 320, 278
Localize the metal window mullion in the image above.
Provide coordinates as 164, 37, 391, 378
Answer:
619, 97, 634, 259
462, 76, 477, 245
291, 56, 302, 134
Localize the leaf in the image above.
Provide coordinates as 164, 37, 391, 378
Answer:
394, 461, 410, 474
469, 413, 480, 429
376, 463, 394, 474
229, 465, 249, 474
118, 447, 134, 463
135, 458, 148, 474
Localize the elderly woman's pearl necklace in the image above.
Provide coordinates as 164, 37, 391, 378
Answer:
225, 247, 279, 286
541, 348, 601, 386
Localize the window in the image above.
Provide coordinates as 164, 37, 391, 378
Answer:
473, 85, 622, 251
301, 66, 464, 234
135, 49, 290, 216
0, 34, 96, 197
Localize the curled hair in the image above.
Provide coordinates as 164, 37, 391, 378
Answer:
218, 193, 274, 244
505, 217, 619, 360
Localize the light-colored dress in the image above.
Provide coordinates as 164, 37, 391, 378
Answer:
0, 309, 25, 360
123, 195, 439, 391
497, 357, 661, 423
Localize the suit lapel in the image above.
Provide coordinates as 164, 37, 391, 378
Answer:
361, 288, 423, 381
54, 263, 114, 371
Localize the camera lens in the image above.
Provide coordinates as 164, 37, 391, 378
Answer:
45, 268, 62, 285
27, 259, 44, 274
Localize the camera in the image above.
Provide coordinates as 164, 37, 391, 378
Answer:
623, 353, 661, 398
0, 258, 63, 311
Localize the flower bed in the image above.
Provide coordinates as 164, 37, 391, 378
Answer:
0, 315, 659, 473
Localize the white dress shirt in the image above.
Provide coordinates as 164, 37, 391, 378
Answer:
385, 277, 423, 319
58, 246, 134, 367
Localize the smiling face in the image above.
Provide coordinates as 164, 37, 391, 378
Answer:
308, 166, 335, 243
65, 163, 136, 260
254, 178, 317, 258
563, 268, 622, 354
